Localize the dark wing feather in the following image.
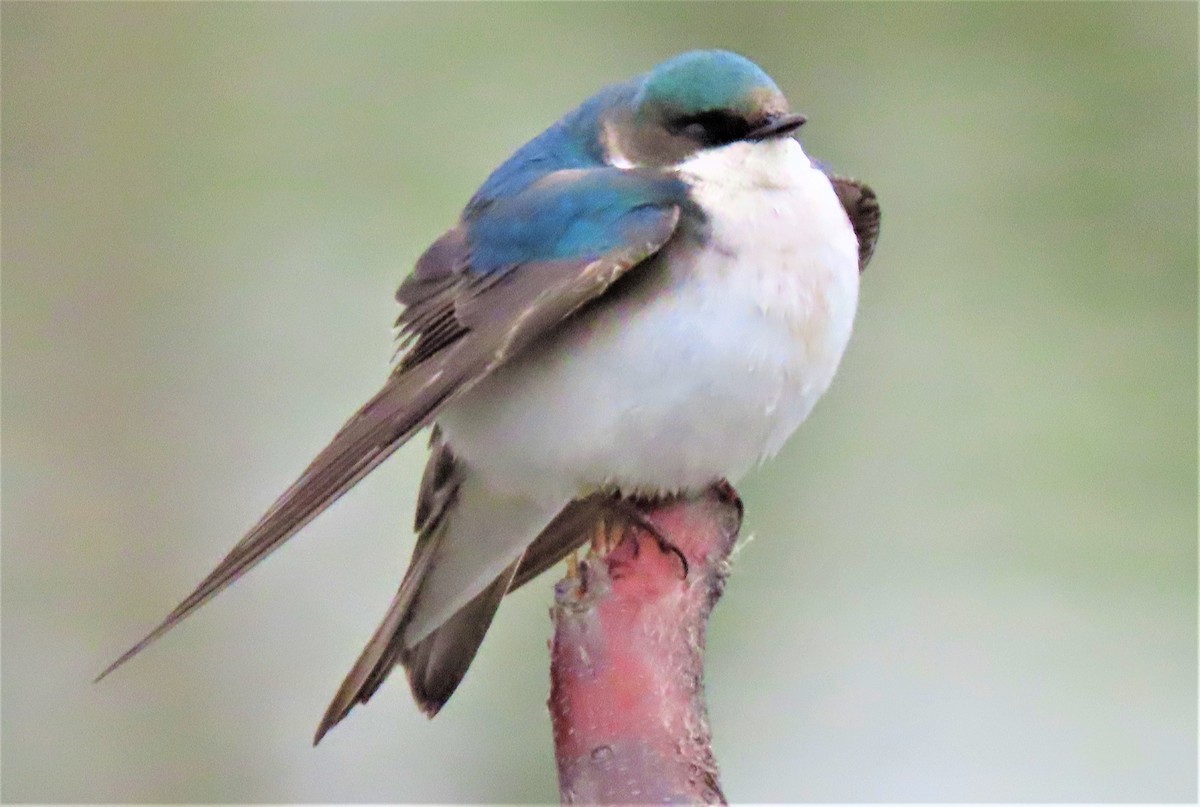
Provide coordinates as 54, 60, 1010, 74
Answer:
392, 228, 471, 368
829, 176, 881, 272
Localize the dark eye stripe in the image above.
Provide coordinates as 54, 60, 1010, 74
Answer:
668, 110, 753, 147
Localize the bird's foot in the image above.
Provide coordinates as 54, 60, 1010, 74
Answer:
590, 517, 616, 556
590, 496, 689, 580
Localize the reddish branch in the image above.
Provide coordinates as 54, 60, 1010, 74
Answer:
549, 484, 743, 805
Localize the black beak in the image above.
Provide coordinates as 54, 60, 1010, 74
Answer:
746, 112, 807, 141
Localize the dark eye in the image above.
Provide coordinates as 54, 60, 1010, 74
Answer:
669, 110, 753, 147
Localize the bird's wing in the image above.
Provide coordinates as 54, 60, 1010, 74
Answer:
97, 166, 686, 683
828, 176, 880, 272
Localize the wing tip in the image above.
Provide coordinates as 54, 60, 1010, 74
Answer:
92, 664, 118, 685
312, 713, 339, 746
312, 682, 362, 746
92, 621, 175, 684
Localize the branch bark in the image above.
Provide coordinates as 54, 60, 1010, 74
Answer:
549, 484, 743, 805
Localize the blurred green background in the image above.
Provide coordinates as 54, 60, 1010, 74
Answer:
3, 2, 1195, 802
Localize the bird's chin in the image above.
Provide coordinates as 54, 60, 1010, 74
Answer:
679, 136, 813, 194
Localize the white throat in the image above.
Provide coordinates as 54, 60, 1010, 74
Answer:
678, 135, 819, 194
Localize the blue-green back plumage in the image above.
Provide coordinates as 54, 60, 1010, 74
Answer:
465, 50, 784, 221
468, 168, 687, 271
464, 81, 636, 217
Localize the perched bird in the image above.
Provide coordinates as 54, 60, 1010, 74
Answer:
98, 50, 880, 743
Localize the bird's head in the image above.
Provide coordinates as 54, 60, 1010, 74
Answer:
603, 50, 806, 167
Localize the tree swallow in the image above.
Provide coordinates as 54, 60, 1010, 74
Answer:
98, 50, 880, 743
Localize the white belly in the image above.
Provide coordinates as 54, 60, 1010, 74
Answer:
437, 138, 860, 504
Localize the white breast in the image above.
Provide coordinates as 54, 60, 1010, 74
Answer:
437, 138, 860, 505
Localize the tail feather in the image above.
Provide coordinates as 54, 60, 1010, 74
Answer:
317, 496, 607, 737
312, 434, 458, 743
311, 571, 423, 744
398, 474, 561, 648
313, 550, 526, 744
392, 493, 662, 721
312, 437, 567, 741
402, 557, 522, 717
312, 495, 597, 740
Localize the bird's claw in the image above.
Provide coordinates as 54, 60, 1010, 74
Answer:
599, 497, 689, 580
565, 548, 581, 579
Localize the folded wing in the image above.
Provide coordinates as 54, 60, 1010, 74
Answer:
97, 168, 687, 717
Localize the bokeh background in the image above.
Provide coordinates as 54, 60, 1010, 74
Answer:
3, 3, 1196, 802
